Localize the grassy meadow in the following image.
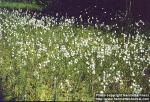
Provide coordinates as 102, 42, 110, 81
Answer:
0, 9, 150, 101
0, 1, 41, 9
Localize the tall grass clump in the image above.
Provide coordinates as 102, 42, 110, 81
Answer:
0, 9, 150, 101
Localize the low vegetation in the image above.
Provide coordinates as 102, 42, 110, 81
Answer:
0, 1, 41, 9
0, 9, 150, 101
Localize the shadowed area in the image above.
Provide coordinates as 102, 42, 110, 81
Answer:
40, 0, 150, 25
0, 78, 4, 101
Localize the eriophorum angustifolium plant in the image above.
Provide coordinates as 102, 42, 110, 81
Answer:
0, 9, 150, 101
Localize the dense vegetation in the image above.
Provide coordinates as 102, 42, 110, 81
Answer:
0, 2, 40, 9
0, 0, 150, 101
0, 9, 150, 101
0, 0, 41, 9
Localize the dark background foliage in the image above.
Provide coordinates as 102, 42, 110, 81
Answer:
1, 0, 150, 24
36, 0, 150, 24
